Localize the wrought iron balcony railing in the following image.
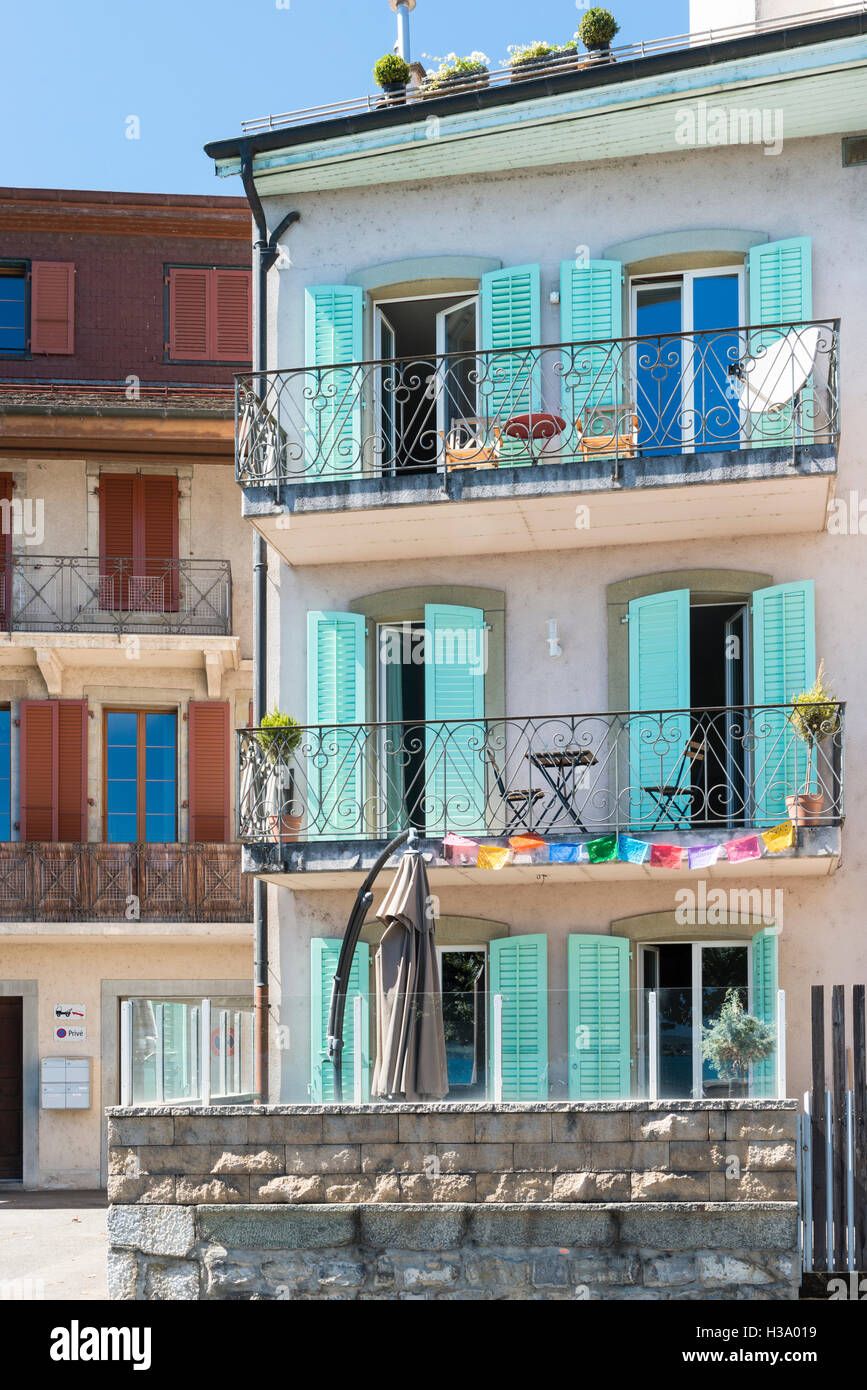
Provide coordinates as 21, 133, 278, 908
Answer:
237, 704, 845, 846
0, 556, 232, 636
235, 320, 839, 487
0, 843, 252, 922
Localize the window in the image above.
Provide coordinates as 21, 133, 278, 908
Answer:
0, 709, 10, 839
120, 996, 254, 1105
98, 473, 179, 612
105, 710, 177, 843
438, 947, 487, 1097
166, 266, 251, 363
20, 699, 88, 842
0, 472, 11, 628
0, 264, 26, 357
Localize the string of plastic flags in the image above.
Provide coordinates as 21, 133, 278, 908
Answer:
442, 820, 797, 871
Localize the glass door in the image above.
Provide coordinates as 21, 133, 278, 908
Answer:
643, 941, 751, 1098
374, 308, 397, 474
436, 296, 480, 450
438, 947, 487, 1098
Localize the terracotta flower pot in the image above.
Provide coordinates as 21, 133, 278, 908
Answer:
786, 792, 825, 827
267, 811, 303, 843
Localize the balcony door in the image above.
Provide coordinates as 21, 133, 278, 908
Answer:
99, 473, 179, 615
373, 293, 479, 474
104, 710, 177, 843
631, 269, 744, 454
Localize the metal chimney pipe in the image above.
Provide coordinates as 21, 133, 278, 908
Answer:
390, 0, 416, 63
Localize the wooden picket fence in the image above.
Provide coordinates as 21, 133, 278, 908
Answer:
799, 984, 867, 1272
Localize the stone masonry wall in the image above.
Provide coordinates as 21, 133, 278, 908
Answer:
107, 1101, 798, 1206
107, 1202, 799, 1301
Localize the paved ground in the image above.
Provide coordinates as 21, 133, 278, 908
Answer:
0, 1189, 108, 1300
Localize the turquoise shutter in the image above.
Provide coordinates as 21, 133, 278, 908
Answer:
747, 238, 812, 447
628, 589, 691, 828
307, 611, 366, 838
305, 285, 364, 479
480, 264, 541, 464
560, 260, 623, 439
489, 934, 548, 1101
310, 937, 370, 1101
568, 934, 630, 1099
424, 603, 486, 834
751, 928, 779, 1098
752, 580, 816, 826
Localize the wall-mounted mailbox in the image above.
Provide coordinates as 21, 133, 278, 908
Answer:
40, 1057, 91, 1110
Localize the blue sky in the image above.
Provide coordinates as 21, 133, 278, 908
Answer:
0, 0, 689, 197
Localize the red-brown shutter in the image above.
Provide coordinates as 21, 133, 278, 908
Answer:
141, 475, 179, 611
168, 268, 209, 360
212, 269, 252, 362
0, 473, 12, 629
98, 474, 135, 611
188, 702, 230, 843
30, 262, 75, 354
20, 699, 87, 841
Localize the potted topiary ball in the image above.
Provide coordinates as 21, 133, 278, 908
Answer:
373, 52, 412, 103
577, 8, 620, 60
256, 709, 304, 841
786, 661, 840, 826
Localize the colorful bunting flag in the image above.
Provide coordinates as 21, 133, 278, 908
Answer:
762, 821, 796, 853
687, 844, 723, 871
650, 843, 684, 869
509, 834, 548, 859
442, 833, 479, 864
617, 835, 651, 864
587, 835, 618, 863
477, 845, 511, 871
724, 835, 763, 863
549, 843, 589, 863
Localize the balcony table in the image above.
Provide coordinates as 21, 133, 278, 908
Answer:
502, 412, 566, 451
526, 748, 598, 831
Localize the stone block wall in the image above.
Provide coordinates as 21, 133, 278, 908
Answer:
106, 1102, 799, 1301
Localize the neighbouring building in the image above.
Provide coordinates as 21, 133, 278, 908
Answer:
0, 187, 256, 1189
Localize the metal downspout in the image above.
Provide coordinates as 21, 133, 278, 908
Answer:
239, 146, 300, 1104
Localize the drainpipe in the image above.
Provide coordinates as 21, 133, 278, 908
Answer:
239, 145, 300, 1105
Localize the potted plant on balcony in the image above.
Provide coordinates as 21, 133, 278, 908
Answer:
786, 661, 840, 826
373, 52, 412, 104
422, 52, 490, 96
700, 988, 776, 1096
507, 40, 580, 82
257, 709, 304, 841
576, 7, 620, 60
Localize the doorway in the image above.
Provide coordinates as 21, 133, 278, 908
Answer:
632, 269, 744, 454
690, 601, 750, 825
378, 621, 427, 834
374, 293, 480, 472
437, 948, 487, 1098
0, 997, 23, 1180
640, 942, 750, 1099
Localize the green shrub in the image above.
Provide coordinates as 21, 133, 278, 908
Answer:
789, 660, 840, 792
373, 53, 411, 88
576, 8, 621, 48
425, 51, 489, 90
508, 40, 578, 67
700, 988, 775, 1086
257, 709, 302, 765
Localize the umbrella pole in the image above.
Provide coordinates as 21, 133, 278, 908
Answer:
326, 827, 418, 1102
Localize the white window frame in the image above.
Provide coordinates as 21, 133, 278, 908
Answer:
436, 944, 488, 1094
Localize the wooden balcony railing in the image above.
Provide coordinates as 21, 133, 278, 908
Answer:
0, 843, 252, 922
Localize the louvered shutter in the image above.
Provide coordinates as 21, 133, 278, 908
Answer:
560, 259, 622, 440
20, 699, 87, 841
310, 937, 370, 1101
168, 268, 209, 361
30, 262, 75, 354
423, 603, 486, 834
480, 264, 541, 464
98, 474, 135, 610
628, 589, 691, 828
752, 581, 816, 826
747, 238, 813, 446
489, 935, 548, 1101
0, 473, 12, 629
307, 611, 366, 838
212, 269, 251, 361
751, 928, 779, 1097
304, 285, 364, 479
141, 474, 179, 611
568, 934, 631, 1099
188, 702, 231, 843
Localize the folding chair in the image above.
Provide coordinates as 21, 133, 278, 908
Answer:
644, 736, 705, 829
440, 417, 502, 471
576, 410, 640, 459
484, 749, 544, 832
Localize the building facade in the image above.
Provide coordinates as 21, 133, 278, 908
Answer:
206, 4, 865, 1118
0, 187, 256, 1188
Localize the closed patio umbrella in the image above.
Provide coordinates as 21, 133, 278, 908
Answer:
372, 847, 448, 1100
